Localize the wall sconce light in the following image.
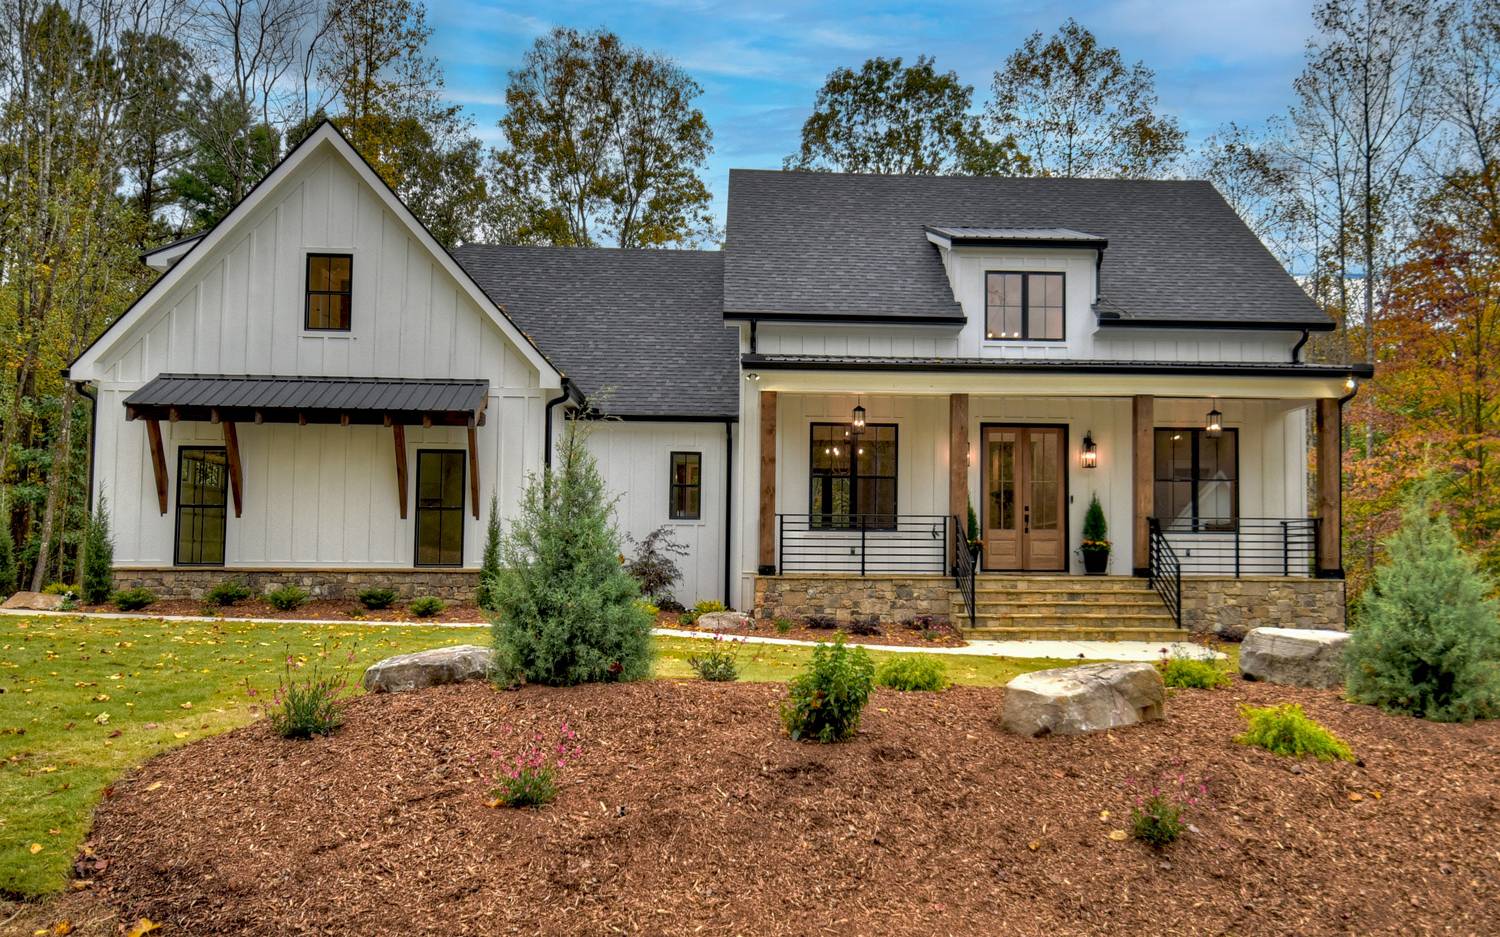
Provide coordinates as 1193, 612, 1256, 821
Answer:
851, 399, 866, 433
744, 372, 760, 381
1344, 375, 1357, 392
1080, 431, 1098, 469
1205, 403, 1223, 439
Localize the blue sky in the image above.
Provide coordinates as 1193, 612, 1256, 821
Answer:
427, 0, 1319, 221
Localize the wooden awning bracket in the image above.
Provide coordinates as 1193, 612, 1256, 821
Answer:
145, 418, 168, 515
222, 421, 244, 517
467, 425, 481, 519
393, 423, 408, 519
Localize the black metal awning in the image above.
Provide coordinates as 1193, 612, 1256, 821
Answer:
123, 374, 489, 426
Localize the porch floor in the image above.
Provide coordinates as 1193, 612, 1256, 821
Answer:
954, 575, 1191, 643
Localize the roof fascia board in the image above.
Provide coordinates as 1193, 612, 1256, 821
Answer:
141, 235, 203, 270
741, 354, 1375, 380
724, 311, 967, 326
1095, 317, 1336, 333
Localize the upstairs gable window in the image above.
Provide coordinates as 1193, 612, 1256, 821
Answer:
985, 271, 1064, 341
305, 254, 352, 330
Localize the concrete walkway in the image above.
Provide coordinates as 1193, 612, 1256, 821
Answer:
0, 608, 1219, 661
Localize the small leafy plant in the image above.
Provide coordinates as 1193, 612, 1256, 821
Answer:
625, 525, 689, 606
1235, 703, 1354, 762
781, 635, 875, 743
1156, 649, 1232, 689
687, 635, 742, 681
409, 596, 445, 618
680, 598, 727, 626
636, 600, 660, 619
774, 617, 794, 634
112, 587, 156, 612
204, 578, 252, 607
803, 614, 838, 630
266, 585, 310, 611
876, 654, 949, 691
358, 587, 398, 610
491, 721, 582, 808
1125, 768, 1208, 848
847, 615, 881, 636
264, 642, 356, 739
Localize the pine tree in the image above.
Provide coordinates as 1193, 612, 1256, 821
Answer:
475, 494, 502, 610
0, 492, 16, 597
81, 494, 115, 604
1345, 485, 1500, 722
1082, 493, 1109, 546
489, 421, 653, 685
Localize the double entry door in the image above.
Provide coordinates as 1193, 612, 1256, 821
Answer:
981, 426, 1066, 571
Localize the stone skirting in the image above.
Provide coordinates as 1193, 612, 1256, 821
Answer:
113, 567, 480, 603
752, 574, 952, 626
1180, 576, 1346, 638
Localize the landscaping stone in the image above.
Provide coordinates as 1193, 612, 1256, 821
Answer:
362, 644, 494, 693
1000, 662, 1165, 737
693, 611, 750, 632
1239, 627, 1351, 689
1, 591, 66, 611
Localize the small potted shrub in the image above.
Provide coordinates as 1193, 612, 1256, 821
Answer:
1080, 493, 1110, 575
965, 501, 983, 561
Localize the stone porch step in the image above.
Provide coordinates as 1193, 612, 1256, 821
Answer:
970, 575, 1151, 593
964, 625, 1193, 643
967, 589, 1161, 605
967, 600, 1170, 617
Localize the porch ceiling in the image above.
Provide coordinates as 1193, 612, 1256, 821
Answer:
741, 354, 1372, 400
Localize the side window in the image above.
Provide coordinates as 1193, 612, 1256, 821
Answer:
305, 254, 352, 330
669, 451, 702, 520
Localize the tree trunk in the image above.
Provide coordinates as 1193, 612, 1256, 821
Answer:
29, 388, 77, 591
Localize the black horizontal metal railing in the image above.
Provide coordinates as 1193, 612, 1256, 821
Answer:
951, 514, 977, 628
1148, 518, 1183, 627
776, 513, 949, 575
1154, 517, 1320, 577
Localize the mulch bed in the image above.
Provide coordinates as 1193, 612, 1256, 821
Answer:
657, 614, 968, 648
79, 598, 488, 624
87, 680, 1499, 936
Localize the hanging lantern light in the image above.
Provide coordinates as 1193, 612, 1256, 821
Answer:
851, 399, 866, 433
1205, 403, 1223, 439
1080, 431, 1098, 469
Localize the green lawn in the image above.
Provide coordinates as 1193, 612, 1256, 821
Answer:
0, 613, 1074, 898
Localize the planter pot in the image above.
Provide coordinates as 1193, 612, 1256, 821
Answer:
1081, 548, 1110, 576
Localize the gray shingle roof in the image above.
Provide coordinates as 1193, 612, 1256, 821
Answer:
724, 170, 1332, 329
453, 245, 737, 420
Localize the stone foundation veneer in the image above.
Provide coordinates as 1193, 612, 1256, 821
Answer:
112, 567, 480, 603
753, 574, 952, 626
1180, 576, 1345, 638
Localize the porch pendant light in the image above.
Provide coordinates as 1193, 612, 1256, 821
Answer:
1080, 431, 1098, 469
1205, 403, 1223, 439
851, 399, 866, 433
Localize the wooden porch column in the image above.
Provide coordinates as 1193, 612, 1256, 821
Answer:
757, 390, 777, 574
1315, 397, 1343, 578
145, 419, 168, 515
948, 393, 969, 566
1132, 395, 1154, 576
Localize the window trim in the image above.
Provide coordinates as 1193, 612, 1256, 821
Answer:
668, 450, 703, 520
984, 270, 1066, 342
1152, 427, 1240, 531
173, 446, 229, 567
807, 421, 899, 529
304, 252, 353, 332
412, 448, 466, 568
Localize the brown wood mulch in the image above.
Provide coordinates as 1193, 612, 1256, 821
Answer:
80, 598, 488, 624
85, 680, 1499, 936
657, 614, 968, 648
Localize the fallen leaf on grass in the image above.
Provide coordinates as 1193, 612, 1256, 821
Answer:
1108, 830, 1129, 842
125, 919, 161, 937
173, 732, 189, 739
52, 920, 73, 935
179, 701, 192, 709
484, 798, 502, 809
93, 712, 109, 725
145, 781, 163, 791
1347, 792, 1364, 802
1027, 840, 1040, 851
29, 842, 43, 854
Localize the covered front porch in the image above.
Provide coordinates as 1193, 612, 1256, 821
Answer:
739, 356, 1368, 634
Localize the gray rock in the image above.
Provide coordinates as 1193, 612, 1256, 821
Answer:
1000, 662, 1166, 737
1, 591, 66, 611
1239, 627, 1350, 689
362, 644, 494, 693
693, 611, 750, 632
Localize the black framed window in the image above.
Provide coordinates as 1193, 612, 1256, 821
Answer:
415, 449, 465, 566
809, 422, 897, 528
175, 447, 228, 566
305, 253, 352, 330
669, 451, 702, 520
1153, 428, 1238, 530
985, 271, 1065, 341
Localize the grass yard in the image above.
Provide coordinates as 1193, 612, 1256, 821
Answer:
0, 613, 1072, 900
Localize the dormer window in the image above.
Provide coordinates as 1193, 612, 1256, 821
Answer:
985, 271, 1064, 341
305, 253, 352, 330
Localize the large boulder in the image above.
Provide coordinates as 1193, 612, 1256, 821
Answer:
362, 644, 494, 693
1239, 627, 1350, 689
692, 611, 750, 632
1, 591, 66, 611
1000, 662, 1165, 737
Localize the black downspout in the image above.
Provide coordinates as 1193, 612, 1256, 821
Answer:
1291, 329, 1310, 363
74, 381, 99, 512
723, 419, 733, 607
748, 319, 758, 354
542, 378, 573, 469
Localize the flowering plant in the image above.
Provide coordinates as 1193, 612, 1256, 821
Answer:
492, 722, 582, 808
259, 640, 356, 739
1125, 766, 1208, 847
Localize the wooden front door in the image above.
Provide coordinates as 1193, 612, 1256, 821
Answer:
982, 426, 1066, 571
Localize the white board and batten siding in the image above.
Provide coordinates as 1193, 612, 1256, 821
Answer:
85, 143, 547, 569
585, 422, 730, 607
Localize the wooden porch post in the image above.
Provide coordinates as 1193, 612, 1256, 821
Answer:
1315, 397, 1343, 578
757, 390, 777, 574
948, 394, 969, 567
1132, 395, 1153, 577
